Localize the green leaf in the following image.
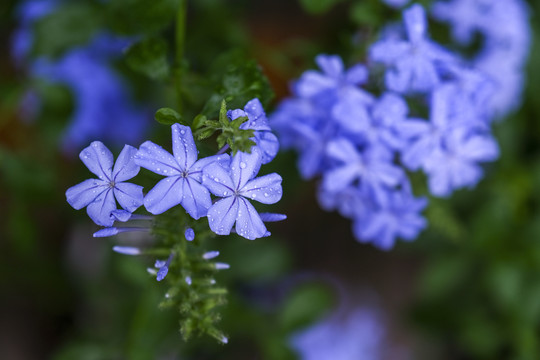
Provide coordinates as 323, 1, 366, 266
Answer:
192, 114, 207, 129
105, 0, 180, 35
125, 38, 170, 81
218, 99, 229, 126
202, 50, 273, 118
299, 0, 343, 14
154, 107, 184, 126
32, 3, 103, 57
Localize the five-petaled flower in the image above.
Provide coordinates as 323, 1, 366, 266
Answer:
202, 150, 283, 240
135, 123, 229, 219
65, 141, 144, 226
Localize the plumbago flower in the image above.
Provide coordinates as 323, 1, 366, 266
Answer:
134, 123, 229, 219
270, 3, 513, 249
202, 150, 283, 240
65, 142, 143, 226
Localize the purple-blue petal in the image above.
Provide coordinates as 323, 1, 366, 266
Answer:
180, 178, 212, 220
234, 198, 267, 240
66, 178, 108, 210
114, 182, 144, 213
113, 144, 140, 182
86, 188, 117, 226
202, 163, 235, 197
240, 173, 283, 204
230, 150, 261, 190
135, 140, 182, 176
207, 196, 239, 236
172, 124, 198, 170
143, 176, 184, 214
79, 141, 114, 181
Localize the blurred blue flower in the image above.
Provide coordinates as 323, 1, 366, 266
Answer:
135, 124, 229, 219
369, 4, 456, 93
432, 0, 531, 117
66, 141, 143, 226
290, 307, 385, 360
12, 1, 151, 150
202, 150, 283, 240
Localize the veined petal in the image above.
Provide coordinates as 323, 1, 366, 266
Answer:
143, 176, 184, 214
207, 196, 239, 235
191, 154, 230, 182
180, 178, 212, 220
80, 141, 114, 181
66, 178, 108, 210
231, 150, 261, 190
135, 141, 182, 176
86, 188, 116, 226
240, 173, 283, 204
113, 144, 140, 182
235, 198, 267, 240
114, 182, 144, 212
172, 124, 198, 170
202, 163, 235, 197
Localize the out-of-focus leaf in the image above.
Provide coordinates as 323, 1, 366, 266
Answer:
299, 0, 343, 14
33, 3, 103, 57
125, 38, 170, 81
278, 283, 334, 332
105, 0, 180, 35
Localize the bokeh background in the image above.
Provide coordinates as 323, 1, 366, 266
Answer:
1, 0, 540, 359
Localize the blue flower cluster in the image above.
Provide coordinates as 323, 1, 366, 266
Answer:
270, 3, 529, 249
432, 0, 530, 118
66, 98, 284, 242
12, 0, 150, 151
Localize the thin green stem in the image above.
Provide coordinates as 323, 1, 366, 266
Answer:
175, 0, 187, 112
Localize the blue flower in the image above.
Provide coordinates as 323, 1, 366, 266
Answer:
322, 137, 403, 198
135, 124, 229, 219
202, 150, 283, 240
369, 4, 456, 93
352, 186, 428, 250
423, 128, 499, 197
66, 141, 144, 226
290, 306, 385, 360
227, 98, 280, 164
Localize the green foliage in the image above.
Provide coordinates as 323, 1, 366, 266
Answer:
278, 283, 335, 332
202, 51, 274, 119
299, 0, 343, 14
154, 107, 185, 126
151, 207, 228, 343
125, 38, 171, 81
105, 0, 181, 35
194, 100, 256, 154
32, 2, 103, 58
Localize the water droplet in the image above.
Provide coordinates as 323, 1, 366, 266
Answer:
180, 129, 185, 135
264, 192, 269, 197
239, 162, 247, 169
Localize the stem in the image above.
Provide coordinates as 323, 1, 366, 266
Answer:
175, 0, 187, 112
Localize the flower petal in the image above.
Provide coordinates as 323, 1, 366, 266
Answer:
172, 124, 198, 170
135, 140, 181, 176
180, 178, 212, 220
241, 173, 283, 204
113, 144, 140, 182
190, 154, 230, 182
254, 131, 279, 164
231, 150, 261, 190
79, 141, 114, 181
202, 163, 235, 197
235, 198, 267, 240
66, 178, 108, 210
86, 188, 117, 226
322, 165, 359, 193
114, 182, 144, 212
207, 196, 239, 235
143, 176, 184, 214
